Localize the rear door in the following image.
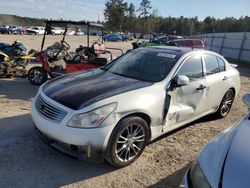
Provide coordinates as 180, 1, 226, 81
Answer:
164, 54, 208, 129
203, 54, 230, 110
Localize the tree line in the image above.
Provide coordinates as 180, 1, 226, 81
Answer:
104, 0, 250, 35
0, 14, 45, 26
1, 0, 250, 36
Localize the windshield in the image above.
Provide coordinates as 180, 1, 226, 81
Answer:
103, 48, 179, 82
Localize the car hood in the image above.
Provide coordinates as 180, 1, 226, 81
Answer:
197, 117, 244, 188
221, 114, 250, 188
43, 69, 152, 110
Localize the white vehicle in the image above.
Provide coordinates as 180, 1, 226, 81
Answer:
27, 26, 45, 35
52, 27, 64, 35
75, 31, 84, 36
32, 47, 240, 167
67, 29, 75, 36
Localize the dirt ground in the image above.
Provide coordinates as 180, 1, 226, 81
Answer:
0, 35, 250, 188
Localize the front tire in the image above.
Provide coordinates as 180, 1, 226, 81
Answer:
28, 66, 48, 85
105, 116, 150, 168
215, 89, 235, 118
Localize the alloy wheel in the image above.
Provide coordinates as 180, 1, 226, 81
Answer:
220, 89, 234, 117
115, 123, 145, 162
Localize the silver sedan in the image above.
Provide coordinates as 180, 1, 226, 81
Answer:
180, 93, 250, 188
32, 46, 240, 167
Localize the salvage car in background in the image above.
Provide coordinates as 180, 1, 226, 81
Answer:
119, 34, 129, 41
32, 46, 240, 167
132, 34, 184, 49
9, 26, 25, 35
52, 27, 64, 35
103, 34, 122, 42
174, 39, 205, 49
27, 26, 45, 35
0, 25, 11, 34
180, 93, 250, 188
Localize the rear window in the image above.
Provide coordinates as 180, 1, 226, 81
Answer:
183, 40, 194, 46
175, 40, 194, 47
194, 40, 202, 45
174, 41, 183, 46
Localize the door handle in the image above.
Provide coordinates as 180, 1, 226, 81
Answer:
223, 76, 229, 81
196, 84, 206, 90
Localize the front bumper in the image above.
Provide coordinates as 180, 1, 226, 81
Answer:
34, 126, 104, 162
31, 92, 115, 161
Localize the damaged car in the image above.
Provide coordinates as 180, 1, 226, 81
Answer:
32, 46, 240, 167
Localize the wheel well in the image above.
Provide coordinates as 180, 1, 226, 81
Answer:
229, 87, 236, 96
119, 112, 152, 137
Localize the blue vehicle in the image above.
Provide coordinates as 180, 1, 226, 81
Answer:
10, 26, 24, 35
119, 34, 129, 41
103, 34, 122, 42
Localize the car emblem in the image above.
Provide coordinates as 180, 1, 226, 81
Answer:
41, 104, 45, 111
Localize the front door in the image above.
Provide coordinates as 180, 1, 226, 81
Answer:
164, 54, 208, 131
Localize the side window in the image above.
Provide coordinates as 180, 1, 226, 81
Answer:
203, 55, 220, 75
177, 56, 203, 81
184, 40, 194, 47
217, 57, 226, 71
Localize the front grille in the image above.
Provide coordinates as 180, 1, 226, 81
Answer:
35, 94, 67, 123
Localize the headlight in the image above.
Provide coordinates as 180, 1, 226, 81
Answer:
188, 160, 211, 188
67, 103, 117, 128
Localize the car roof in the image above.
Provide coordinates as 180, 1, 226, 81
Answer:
174, 38, 203, 42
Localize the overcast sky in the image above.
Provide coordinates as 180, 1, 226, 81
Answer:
0, 0, 249, 21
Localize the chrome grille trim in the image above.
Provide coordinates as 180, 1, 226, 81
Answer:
35, 94, 67, 123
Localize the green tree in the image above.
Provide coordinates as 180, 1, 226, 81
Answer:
104, 0, 128, 32
138, 0, 152, 17
122, 3, 136, 32
137, 0, 152, 33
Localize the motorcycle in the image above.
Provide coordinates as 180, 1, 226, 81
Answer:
0, 41, 37, 78
0, 41, 27, 57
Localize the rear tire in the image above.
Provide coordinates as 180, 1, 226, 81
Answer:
215, 89, 235, 118
105, 116, 150, 168
28, 66, 48, 85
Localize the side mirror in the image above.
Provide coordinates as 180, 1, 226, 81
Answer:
242, 93, 250, 110
176, 75, 189, 86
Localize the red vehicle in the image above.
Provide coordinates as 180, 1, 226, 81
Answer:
28, 20, 123, 85
173, 39, 205, 49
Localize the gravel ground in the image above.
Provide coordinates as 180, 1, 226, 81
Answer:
0, 35, 250, 188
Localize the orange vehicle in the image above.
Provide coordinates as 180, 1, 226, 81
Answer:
28, 20, 123, 85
